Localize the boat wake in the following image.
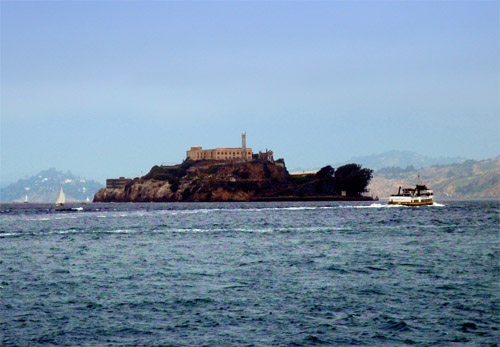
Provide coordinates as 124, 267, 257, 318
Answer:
338, 203, 403, 208
351, 203, 445, 208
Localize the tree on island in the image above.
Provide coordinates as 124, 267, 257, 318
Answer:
316, 165, 335, 180
334, 163, 373, 196
314, 165, 336, 195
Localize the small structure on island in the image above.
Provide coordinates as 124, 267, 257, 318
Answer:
258, 149, 274, 162
106, 177, 132, 189
186, 132, 253, 161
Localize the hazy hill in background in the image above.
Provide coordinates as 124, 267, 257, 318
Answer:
334, 150, 466, 171
291, 151, 466, 173
0, 168, 103, 203
369, 157, 499, 200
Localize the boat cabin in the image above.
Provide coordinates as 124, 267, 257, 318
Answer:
395, 185, 433, 197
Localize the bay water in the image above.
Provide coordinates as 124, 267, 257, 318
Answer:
0, 201, 498, 346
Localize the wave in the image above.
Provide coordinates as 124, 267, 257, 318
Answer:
165, 226, 346, 234
7, 204, 392, 222
339, 203, 404, 209
21, 215, 79, 221
170, 206, 324, 214
106, 229, 136, 233
340, 202, 445, 209
0, 225, 349, 237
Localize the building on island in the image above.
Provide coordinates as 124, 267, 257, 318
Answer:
103, 132, 285, 188
106, 177, 132, 189
258, 150, 274, 162
186, 132, 253, 161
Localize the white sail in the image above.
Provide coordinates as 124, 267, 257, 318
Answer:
55, 187, 66, 205
24, 195, 29, 203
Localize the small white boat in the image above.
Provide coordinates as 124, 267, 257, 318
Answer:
388, 184, 434, 206
24, 195, 29, 203
55, 187, 66, 206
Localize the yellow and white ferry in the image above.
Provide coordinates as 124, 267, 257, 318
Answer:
388, 184, 434, 206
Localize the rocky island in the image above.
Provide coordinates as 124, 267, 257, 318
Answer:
94, 160, 374, 202
94, 132, 374, 202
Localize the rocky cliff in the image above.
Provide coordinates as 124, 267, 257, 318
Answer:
94, 160, 373, 202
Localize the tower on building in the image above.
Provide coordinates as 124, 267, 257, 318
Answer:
242, 131, 247, 160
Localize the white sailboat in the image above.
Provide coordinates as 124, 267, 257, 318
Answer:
24, 195, 29, 203
55, 187, 66, 206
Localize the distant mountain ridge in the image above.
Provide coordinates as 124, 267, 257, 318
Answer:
334, 151, 466, 171
0, 168, 103, 203
369, 157, 500, 200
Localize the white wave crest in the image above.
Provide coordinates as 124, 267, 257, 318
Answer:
339, 203, 404, 209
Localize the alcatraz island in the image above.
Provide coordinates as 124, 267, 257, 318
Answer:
93, 132, 374, 202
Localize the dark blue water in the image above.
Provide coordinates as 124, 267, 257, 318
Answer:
1, 201, 498, 346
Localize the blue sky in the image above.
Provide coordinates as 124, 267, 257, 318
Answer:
1, 1, 498, 184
